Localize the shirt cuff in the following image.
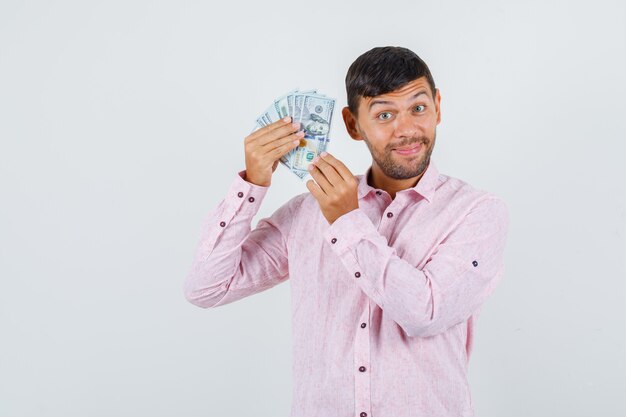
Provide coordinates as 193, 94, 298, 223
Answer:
323, 208, 380, 255
223, 170, 270, 217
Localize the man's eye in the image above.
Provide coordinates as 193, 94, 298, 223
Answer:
377, 112, 392, 120
414, 105, 425, 112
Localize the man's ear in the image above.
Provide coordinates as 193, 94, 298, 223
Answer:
435, 88, 442, 125
342, 107, 363, 141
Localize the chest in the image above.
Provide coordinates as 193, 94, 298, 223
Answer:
288, 195, 460, 279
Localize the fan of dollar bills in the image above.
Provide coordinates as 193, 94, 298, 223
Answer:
253, 89, 336, 180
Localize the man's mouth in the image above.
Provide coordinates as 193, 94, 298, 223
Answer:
393, 143, 422, 155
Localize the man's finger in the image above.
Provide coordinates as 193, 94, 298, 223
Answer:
259, 121, 301, 147
311, 156, 343, 187
306, 179, 325, 201
248, 116, 292, 141
308, 165, 331, 195
265, 132, 303, 152
318, 152, 354, 181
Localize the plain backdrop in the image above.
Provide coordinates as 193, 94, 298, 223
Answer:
1, 1, 625, 416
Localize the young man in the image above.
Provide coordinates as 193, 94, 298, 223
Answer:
184, 46, 509, 417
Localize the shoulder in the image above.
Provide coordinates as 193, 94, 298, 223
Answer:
435, 171, 508, 221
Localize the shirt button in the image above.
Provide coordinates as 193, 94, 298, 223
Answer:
375, 190, 382, 195
359, 366, 366, 372
248, 196, 255, 202
354, 272, 361, 278
360, 413, 367, 417
472, 260, 478, 267
331, 238, 337, 244
360, 323, 366, 328
237, 192, 244, 198
219, 221, 226, 227
387, 212, 393, 218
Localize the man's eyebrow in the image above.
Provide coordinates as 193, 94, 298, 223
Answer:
368, 90, 429, 110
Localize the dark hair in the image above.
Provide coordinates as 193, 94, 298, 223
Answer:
345, 46, 436, 115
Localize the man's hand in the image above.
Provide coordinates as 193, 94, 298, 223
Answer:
244, 117, 304, 187
306, 152, 359, 225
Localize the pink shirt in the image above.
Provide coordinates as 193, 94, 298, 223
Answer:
184, 160, 509, 417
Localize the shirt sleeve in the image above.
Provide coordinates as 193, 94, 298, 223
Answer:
323, 196, 510, 338
183, 170, 301, 309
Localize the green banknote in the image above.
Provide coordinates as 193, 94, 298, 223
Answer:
253, 89, 335, 180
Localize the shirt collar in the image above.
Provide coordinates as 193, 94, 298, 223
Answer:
356, 159, 439, 202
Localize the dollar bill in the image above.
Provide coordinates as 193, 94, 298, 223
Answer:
290, 94, 334, 174
254, 89, 335, 180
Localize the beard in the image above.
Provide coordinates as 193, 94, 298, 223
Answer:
362, 127, 436, 180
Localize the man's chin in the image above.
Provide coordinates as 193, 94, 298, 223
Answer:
382, 156, 429, 179
391, 152, 424, 168
382, 167, 424, 180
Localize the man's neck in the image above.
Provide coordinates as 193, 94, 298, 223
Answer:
367, 165, 425, 200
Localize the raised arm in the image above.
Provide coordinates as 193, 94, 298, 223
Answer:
183, 171, 305, 308
184, 116, 304, 308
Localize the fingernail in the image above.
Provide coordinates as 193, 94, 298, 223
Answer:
308, 164, 314, 170
292, 122, 300, 129
312, 156, 319, 163
283, 116, 291, 122
321, 151, 328, 157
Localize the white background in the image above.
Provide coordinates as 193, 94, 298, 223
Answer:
1, 1, 625, 416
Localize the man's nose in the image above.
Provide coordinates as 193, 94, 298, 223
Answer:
394, 112, 418, 138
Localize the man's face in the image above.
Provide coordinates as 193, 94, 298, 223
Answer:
343, 77, 441, 180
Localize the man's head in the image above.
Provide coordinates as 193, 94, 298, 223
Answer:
342, 46, 441, 181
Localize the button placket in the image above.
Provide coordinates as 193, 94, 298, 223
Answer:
354, 299, 372, 417
376, 199, 398, 236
